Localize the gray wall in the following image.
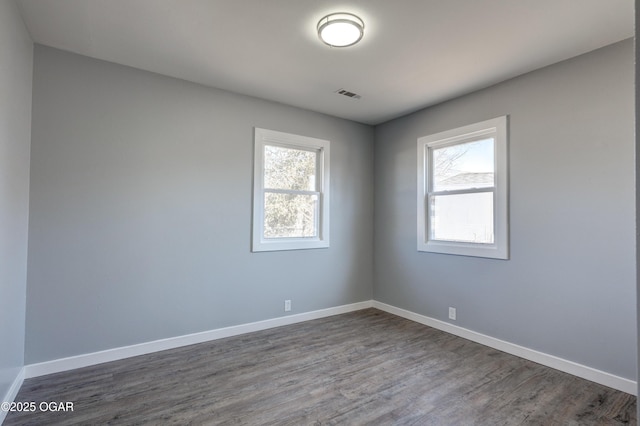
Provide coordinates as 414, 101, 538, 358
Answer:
634, 0, 640, 410
374, 39, 636, 380
0, 0, 32, 399
25, 46, 374, 364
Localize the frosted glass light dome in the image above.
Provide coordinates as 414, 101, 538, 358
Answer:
317, 13, 364, 47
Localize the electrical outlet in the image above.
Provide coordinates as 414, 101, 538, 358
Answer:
284, 300, 291, 312
448, 307, 456, 320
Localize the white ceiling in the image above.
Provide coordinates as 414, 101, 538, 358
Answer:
17, 0, 634, 125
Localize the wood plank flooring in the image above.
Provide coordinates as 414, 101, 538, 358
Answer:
5, 309, 636, 425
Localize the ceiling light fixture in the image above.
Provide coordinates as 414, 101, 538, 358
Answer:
317, 12, 364, 48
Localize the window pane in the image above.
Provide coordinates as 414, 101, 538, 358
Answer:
264, 192, 318, 238
432, 138, 494, 191
264, 145, 317, 191
430, 192, 494, 243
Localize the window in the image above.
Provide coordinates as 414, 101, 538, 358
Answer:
252, 128, 330, 252
417, 116, 509, 259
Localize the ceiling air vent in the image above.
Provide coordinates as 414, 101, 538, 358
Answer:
335, 88, 361, 100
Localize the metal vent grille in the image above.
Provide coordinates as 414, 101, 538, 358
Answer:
335, 89, 362, 100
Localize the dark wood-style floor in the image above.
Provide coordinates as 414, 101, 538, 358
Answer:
5, 309, 636, 425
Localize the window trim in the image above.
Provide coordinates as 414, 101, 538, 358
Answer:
252, 128, 330, 252
417, 116, 509, 259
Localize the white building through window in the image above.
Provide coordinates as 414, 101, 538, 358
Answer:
252, 128, 330, 252
417, 116, 509, 259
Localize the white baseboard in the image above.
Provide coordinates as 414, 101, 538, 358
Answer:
24, 300, 373, 379
373, 301, 637, 395
1, 367, 25, 425
23, 299, 636, 396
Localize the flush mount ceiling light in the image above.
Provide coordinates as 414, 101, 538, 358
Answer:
317, 12, 364, 47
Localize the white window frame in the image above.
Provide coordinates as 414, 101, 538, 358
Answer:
252, 128, 330, 252
417, 116, 509, 259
